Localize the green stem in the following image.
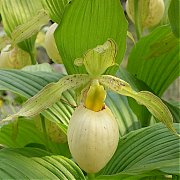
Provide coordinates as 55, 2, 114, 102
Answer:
40, 114, 50, 152
30, 50, 36, 65
134, 1, 142, 40
87, 173, 95, 180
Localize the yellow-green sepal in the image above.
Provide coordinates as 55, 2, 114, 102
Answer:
74, 39, 117, 77
99, 75, 179, 136
0, 74, 90, 126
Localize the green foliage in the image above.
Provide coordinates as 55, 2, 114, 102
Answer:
168, 0, 180, 38
0, 73, 90, 126
0, 67, 178, 137
0, 118, 70, 155
116, 67, 180, 126
106, 92, 140, 136
41, 0, 71, 23
0, 148, 85, 179
0, 0, 43, 63
98, 123, 180, 179
11, 10, 49, 44
126, 25, 179, 127
127, 25, 179, 97
55, 0, 128, 74
0, 70, 75, 133
1, 67, 177, 135
0, 0, 179, 179
116, 67, 151, 127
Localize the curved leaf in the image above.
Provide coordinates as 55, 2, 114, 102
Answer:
116, 67, 180, 126
0, 147, 85, 179
0, 118, 70, 155
99, 75, 177, 135
168, 0, 180, 38
0, 69, 141, 137
1, 74, 89, 125
106, 92, 141, 137
0, 68, 134, 141
164, 101, 180, 123
97, 123, 180, 178
0, 118, 44, 148
160, 0, 171, 25
55, 0, 128, 74
127, 25, 179, 96
0, 0, 43, 55
0, 70, 76, 132
11, 9, 49, 44
42, 0, 71, 23
116, 67, 151, 127
0, 70, 61, 98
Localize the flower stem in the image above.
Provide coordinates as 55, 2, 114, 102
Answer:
30, 50, 36, 65
87, 173, 95, 180
40, 114, 50, 151
134, 1, 142, 40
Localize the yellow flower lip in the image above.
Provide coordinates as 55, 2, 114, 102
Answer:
83, 103, 106, 112
84, 80, 106, 112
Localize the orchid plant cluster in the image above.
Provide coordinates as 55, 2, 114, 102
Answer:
1, 39, 178, 173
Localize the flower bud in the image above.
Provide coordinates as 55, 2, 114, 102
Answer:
0, 46, 31, 69
35, 118, 67, 143
44, 23, 62, 64
47, 121, 67, 143
67, 105, 119, 173
126, 0, 165, 29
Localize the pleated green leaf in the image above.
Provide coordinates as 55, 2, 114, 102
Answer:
55, 0, 128, 74
106, 68, 179, 136
168, 0, 180, 38
127, 25, 179, 96
0, 70, 76, 132
106, 92, 141, 137
0, 118, 70, 155
0, 72, 89, 126
97, 123, 180, 179
0, 0, 43, 54
116, 67, 180, 127
116, 67, 151, 127
0, 69, 140, 137
0, 72, 134, 138
99, 75, 177, 135
0, 118, 44, 148
163, 101, 180, 123
42, 0, 71, 23
0, 148, 85, 179
11, 9, 49, 44
0, 70, 61, 98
